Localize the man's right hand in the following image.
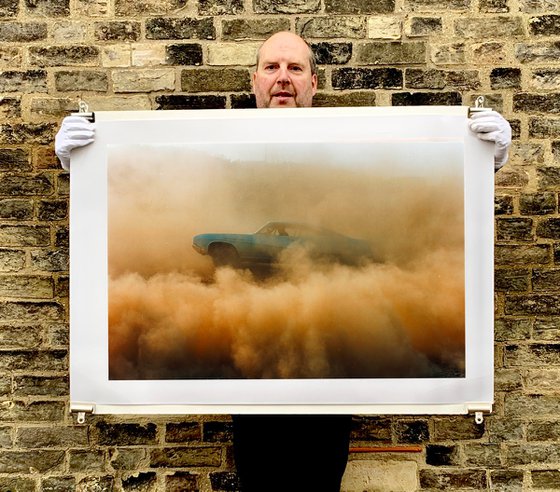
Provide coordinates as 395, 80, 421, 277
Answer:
55, 115, 95, 171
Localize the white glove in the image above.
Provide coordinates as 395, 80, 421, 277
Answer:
468, 111, 512, 171
55, 115, 95, 171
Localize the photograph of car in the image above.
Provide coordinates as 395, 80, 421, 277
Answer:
192, 221, 374, 267
106, 136, 467, 382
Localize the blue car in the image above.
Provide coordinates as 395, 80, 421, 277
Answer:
192, 221, 374, 267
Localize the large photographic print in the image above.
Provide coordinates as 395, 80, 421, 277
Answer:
108, 141, 465, 380
70, 107, 494, 414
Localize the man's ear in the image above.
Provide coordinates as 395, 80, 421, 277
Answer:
312, 73, 318, 95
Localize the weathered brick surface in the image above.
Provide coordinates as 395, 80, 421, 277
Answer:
145, 17, 215, 40
533, 321, 560, 344
405, 68, 480, 90
0, 22, 47, 42
166, 422, 201, 443
520, 192, 556, 215
113, 69, 175, 92
392, 91, 462, 105
490, 469, 524, 489
0, 97, 21, 119
419, 469, 487, 488
495, 244, 550, 265
28, 46, 99, 67
95, 422, 157, 446
181, 68, 251, 92
166, 44, 203, 66
24, 0, 70, 16
0, 450, 65, 472
68, 449, 105, 472
312, 91, 376, 107
0, 478, 35, 492
496, 217, 534, 242
495, 195, 514, 215
199, 0, 243, 15
110, 448, 148, 470
165, 471, 199, 491
115, 0, 186, 16
407, 0, 470, 10
532, 470, 560, 488
122, 472, 157, 491
405, 16, 442, 36
155, 94, 226, 110
454, 16, 524, 37
0, 325, 42, 347
0, 0, 19, 17
515, 93, 560, 113
516, 42, 560, 63
203, 421, 233, 443
311, 42, 352, 64
367, 16, 401, 39
495, 368, 524, 392
529, 15, 560, 35
223, 19, 290, 40
351, 417, 392, 442
495, 268, 531, 292
13, 376, 68, 396
94, 21, 141, 42
495, 318, 532, 342
532, 69, 560, 89
325, 0, 394, 13
480, 0, 509, 12
356, 42, 426, 64
433, 417, 485, 440
0, 0, 559, 489
426, 444, 460, 466
150, 447, 222, 467
297, 16, 366, 38
464, 443, 502, 467
394, 419, 430, 444
491, 68, 521, 89
332, 68, 402, 89
16, 427, 88, 448
253, 0, 320, 14
207, 43, 258, 66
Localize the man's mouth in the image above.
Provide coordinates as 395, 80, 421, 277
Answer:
273, 92, 293, 98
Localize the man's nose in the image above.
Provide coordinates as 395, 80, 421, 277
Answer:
276, 66, 290, 84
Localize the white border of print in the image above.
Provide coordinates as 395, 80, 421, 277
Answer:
69, 106, 494, 415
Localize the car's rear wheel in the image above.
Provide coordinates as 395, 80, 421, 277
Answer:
209, 243, 240, 267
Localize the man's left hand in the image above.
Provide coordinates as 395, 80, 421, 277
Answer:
468, 110, 512, 171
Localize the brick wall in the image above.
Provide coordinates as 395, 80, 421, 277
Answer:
1, 0, 559, 489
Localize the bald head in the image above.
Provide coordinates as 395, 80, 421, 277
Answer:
252, 31, 318, 108
256, 32, 317, 76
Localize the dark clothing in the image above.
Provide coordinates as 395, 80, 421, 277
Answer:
232, 414, 352, 492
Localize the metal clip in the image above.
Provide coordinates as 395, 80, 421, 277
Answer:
474, 411, 484, 424
71, 403, 95, 424
72, 99, 95, 122
78, 100, 89, 113
468, 95, 491, 117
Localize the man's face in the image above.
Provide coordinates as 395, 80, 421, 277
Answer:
253, 32, 318, 109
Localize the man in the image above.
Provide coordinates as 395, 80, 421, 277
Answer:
56, 31, 511, 491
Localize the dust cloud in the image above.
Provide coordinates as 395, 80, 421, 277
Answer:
108, 144, 465, 380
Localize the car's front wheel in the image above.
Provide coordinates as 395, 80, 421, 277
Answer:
209, 243, 240, 267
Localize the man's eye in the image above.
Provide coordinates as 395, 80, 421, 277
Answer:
264, 65, 277, 71
290, 66, 303, 72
